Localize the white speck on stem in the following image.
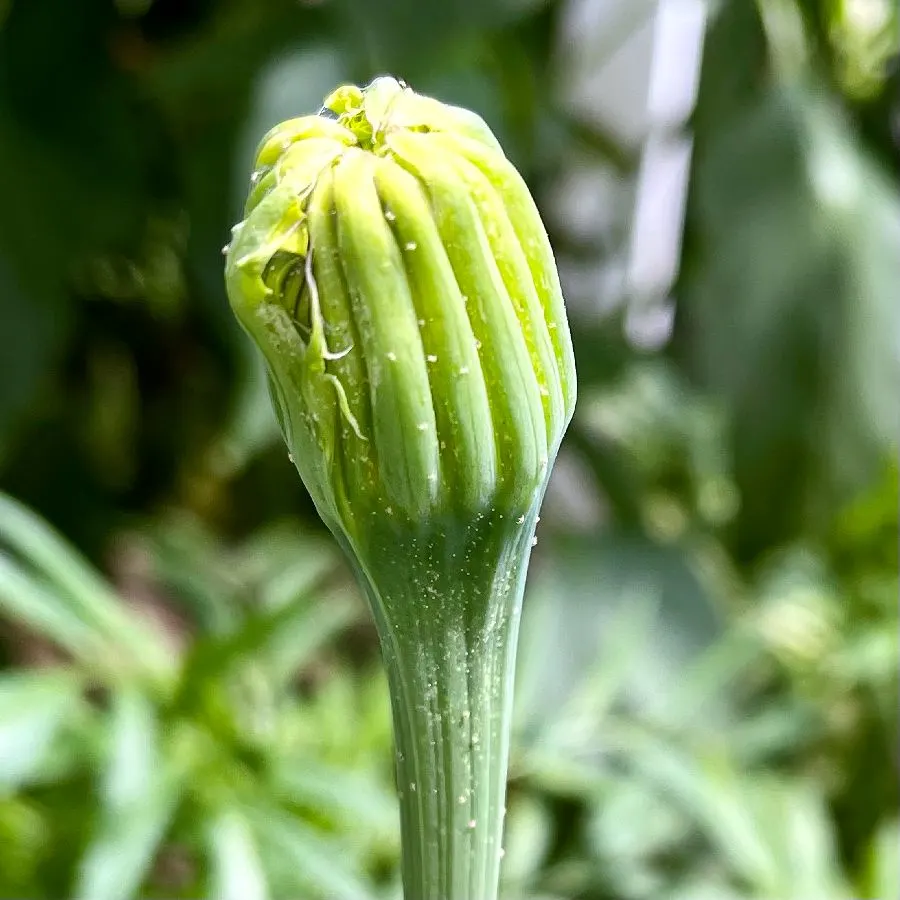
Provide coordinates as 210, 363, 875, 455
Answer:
385, 210, 396, 221
221, 244, 230, 255
459, 366, 469, 375
405, 241, 417, 251
386, 351, 397, 361
410, 782, 417, 792
385, 506, 393, 515
532, 536, 538, 546
467, 819, 477, 830
426, 354, 438, 363
417, 422, 429, 431
418, 318, 426, 327
516, 515, 525, 525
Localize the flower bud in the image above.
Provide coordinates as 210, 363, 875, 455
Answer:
226, 77, 578, 900
225, 76, 576, 563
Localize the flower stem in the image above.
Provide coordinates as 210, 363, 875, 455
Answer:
358, 515, 534, 900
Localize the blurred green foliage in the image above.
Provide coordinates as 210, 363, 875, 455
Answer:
0, 0, 897, 898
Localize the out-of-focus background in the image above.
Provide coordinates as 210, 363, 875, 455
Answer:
0, 0, 897, 898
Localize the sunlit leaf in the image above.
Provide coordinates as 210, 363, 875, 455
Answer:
208, 808, 269, 900
0, 672, 82, 789
73, 690, 182, 900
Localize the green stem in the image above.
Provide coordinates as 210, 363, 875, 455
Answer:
358, 515, 534, 900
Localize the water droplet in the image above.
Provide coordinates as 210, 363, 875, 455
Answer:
459, 366, 470, 375
405, 241, 417, 251
426, 354, 438, 363
385, 209, 396, 221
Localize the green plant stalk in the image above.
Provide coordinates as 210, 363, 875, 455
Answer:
350, 512, 536, 899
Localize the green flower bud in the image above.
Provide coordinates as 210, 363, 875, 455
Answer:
225, 77, 576, 900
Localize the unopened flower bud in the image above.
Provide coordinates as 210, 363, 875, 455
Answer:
225, 77, 577, 900
225, 76, 575, 560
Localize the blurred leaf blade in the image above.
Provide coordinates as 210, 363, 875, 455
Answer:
208, 808, 269, 900
0, 671, 83, 789
73, 690, 183, 900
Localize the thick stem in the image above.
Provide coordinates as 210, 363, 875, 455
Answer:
358, 515, 533, 900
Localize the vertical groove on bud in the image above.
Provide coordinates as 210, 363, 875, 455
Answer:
332, 151, 441, 519
306, 170, 378, 519
373, 158, 498, 514
426, 131, 578, 423
387, 134, 548, 508
432, 139, 566, 444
